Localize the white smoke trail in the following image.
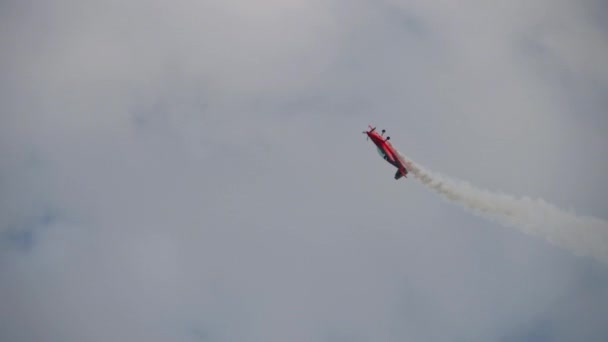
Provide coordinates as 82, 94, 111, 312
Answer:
397, 151, 608, 263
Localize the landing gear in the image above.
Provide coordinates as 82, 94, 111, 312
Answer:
381, 129, 386, 136
385, 136, 390, 141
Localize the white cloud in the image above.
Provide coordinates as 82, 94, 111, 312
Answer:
1, 0, 607, 341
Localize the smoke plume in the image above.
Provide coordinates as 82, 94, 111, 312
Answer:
397, 152, 608, 263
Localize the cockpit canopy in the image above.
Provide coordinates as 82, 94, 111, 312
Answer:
376, 146, 388, 160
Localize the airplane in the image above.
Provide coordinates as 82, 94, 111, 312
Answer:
363, 125, 409, 180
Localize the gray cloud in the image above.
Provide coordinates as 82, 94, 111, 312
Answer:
1, 0, 607, 341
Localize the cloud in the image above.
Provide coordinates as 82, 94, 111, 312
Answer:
1, 0, 607, 341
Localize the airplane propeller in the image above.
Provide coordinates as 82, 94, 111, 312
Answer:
362, 127, 388, 141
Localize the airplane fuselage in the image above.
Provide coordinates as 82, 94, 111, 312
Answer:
366, 128, 408, 179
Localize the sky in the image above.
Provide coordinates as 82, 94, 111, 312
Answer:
1, 0, 608, 341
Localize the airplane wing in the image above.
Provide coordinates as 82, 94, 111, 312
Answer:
383, 147, 397, 163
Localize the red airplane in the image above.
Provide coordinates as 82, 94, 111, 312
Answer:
363, 125, 409, 180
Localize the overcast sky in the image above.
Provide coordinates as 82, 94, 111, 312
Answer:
1, 0, 608, 341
